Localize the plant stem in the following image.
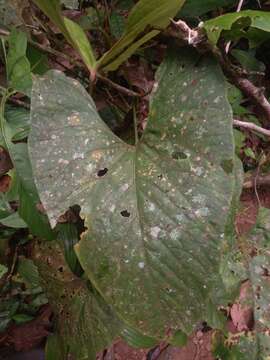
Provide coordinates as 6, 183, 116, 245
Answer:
133, 104, 138, 145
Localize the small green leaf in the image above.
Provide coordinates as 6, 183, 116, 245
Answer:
7, 28, 32, 95
203, 10, 270, 46
0, 263, 8, 278
12, 313, 34, 324
110, 12, 125, 39
244, 147, 256, 160
169, 330, 188, 347
63, 17, 97, 76
17, 257, 40, 288
0, 212, 27, 228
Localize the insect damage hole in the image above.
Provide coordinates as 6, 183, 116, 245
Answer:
97, 167, 108, 177
120, 210, 130, 218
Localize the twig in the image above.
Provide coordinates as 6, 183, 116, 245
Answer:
233, 119, 270, 137
225, 0, 245, 53
97, 74, 141, 98
7, 97, 30, 109
243, 174, 270, 188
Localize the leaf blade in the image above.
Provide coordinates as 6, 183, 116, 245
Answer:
29, 47, 235, 337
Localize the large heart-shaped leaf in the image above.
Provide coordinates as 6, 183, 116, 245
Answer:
29, 48, 235, 338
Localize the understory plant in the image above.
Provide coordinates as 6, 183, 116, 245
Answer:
1, 0, 270, 359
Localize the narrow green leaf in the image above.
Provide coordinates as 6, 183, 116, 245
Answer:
57, 223, 83, 276
99, 0, 186, 71
0, 263, 8, 278
63, 17, 96, 75
12, 313, 34, 324
31, 0, 69, 41
32, 0, 96, 74
29, 47, 235, 338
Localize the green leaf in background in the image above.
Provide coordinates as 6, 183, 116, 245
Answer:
169, 329, 188, 347
99, 0, 186, 71
17, 257, 41, 289
63, 17, 97, 76
203, 10, 270, 46
29, 47, 235, 338
9, 143, 55, 240
226, 208, 270, 359
0, 263, 8, 278
7, 28, 32, 95
34, 241, 121, 360
26, 45, 49, 75
5, 105, 30, 141
0, 193, 12, 219
57, 222, 83, 276
12, 313, 34, 324
180, 0, 235, 17
231, 49, 266, 73
0, 211, 27, 228
109, 12, 125, 39
32, 0, 97, 76
46, 333, 66, 360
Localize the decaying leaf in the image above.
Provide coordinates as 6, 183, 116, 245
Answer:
29, 47, 235, 338
33, 240, 121, 360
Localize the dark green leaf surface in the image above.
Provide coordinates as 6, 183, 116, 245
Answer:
7, 28, 32, 95
9, 143, 55, 240
34, 241, 121, 360
29, 48, 235, 337
247, 208, 270, 359
180, 0, 235, 17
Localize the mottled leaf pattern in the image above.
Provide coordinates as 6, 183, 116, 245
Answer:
29, 48, 235, 337
33, 241, 121, 360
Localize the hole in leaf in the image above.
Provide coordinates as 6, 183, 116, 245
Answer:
97, 168, 108, 177
220, 159, 233, 174
58, 266, 64, 273
120, 210, 130, 218
172, 151, 188, 160
158, 174, 163, 180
